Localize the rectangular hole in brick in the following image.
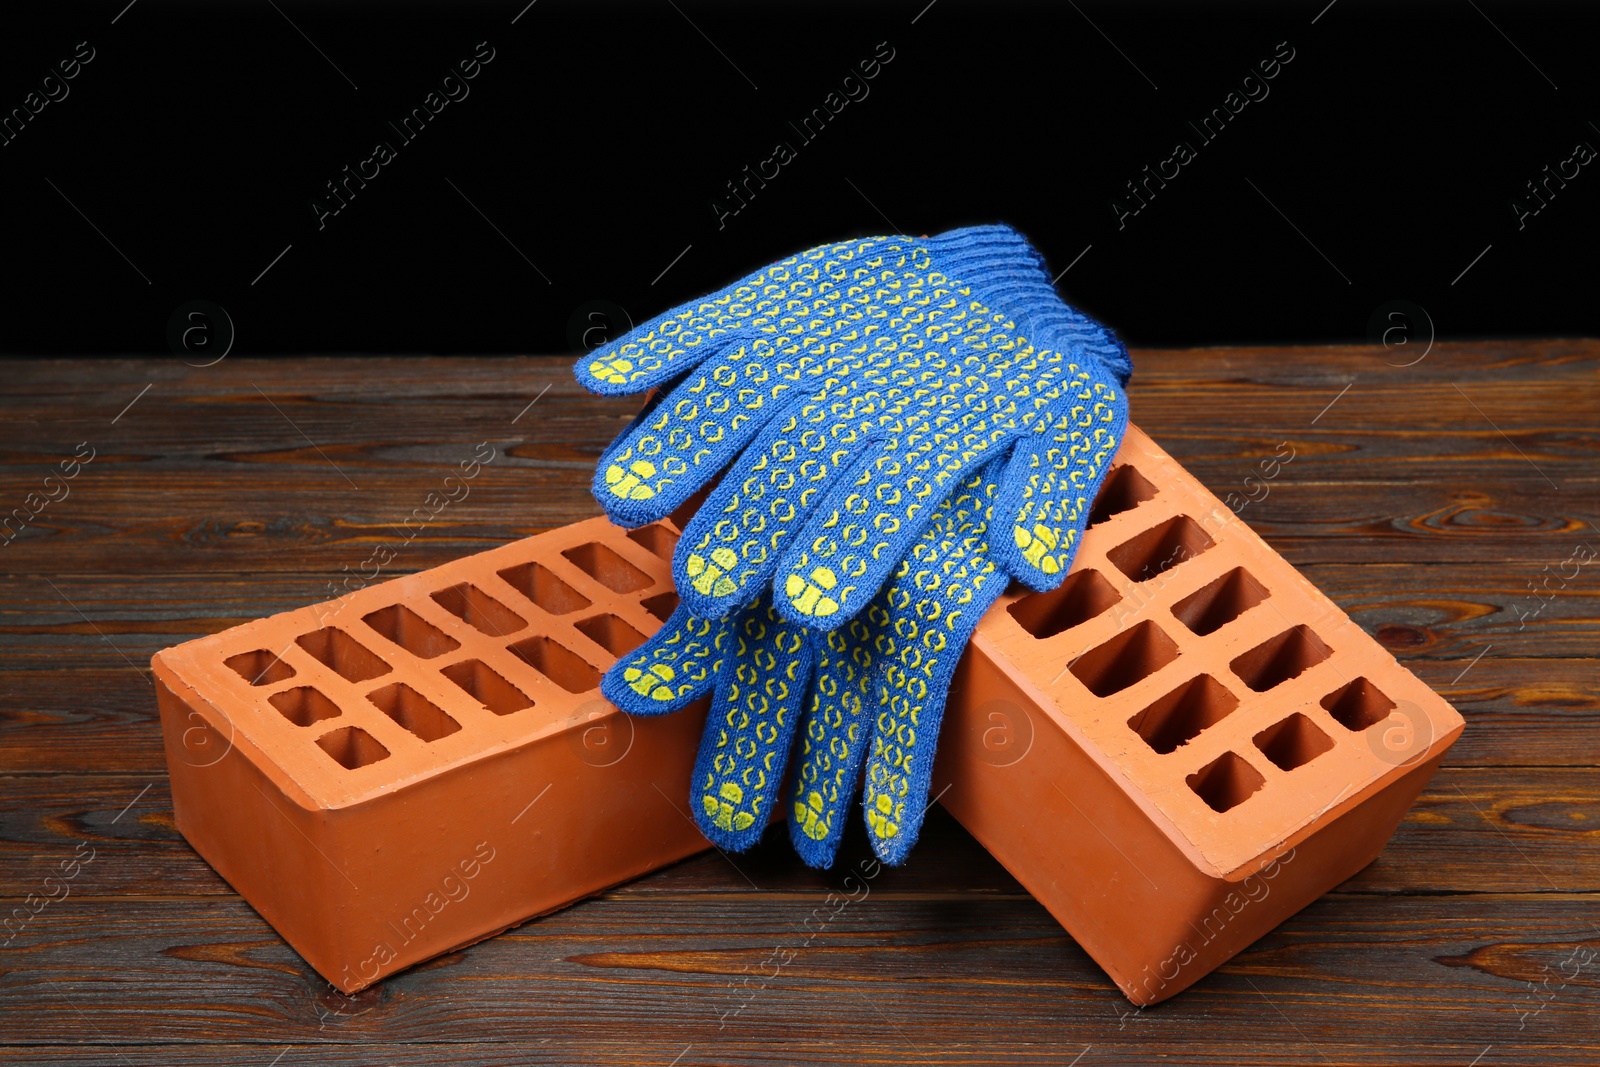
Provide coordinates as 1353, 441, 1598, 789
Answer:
1254, 712, 1335, 772
1320, 677, 1397, 731
1088, 465, 1158, 528
641, 591, 679, 623
497, 562, 592, 615
1230, 624, 1333, 693
1171, 567, 1271, 636
267, 686, 342, 727
1008, 568, 1122, 640
431, 583, 527, 637
440, 660, 533, 716
575, 613, 648, 657
1126, 675, 1240, 754
562, 542, 653, 594
668, 481, 716, 532
316, 726, 389, 770
627, 523, 679, 561
366, 682, 461, 742
362, 604, 460, 659
508, 635, 601, 693
1068, 621, 1180, 697
224, 649, 296, 686
295, 628, 391, 683
1106, 515, 1215, 583
1187, 751, 1265, 813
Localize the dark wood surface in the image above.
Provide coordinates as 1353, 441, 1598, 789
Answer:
2, 342, 1596, 1066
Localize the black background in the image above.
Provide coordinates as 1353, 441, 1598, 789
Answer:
2, 0, 1595, 357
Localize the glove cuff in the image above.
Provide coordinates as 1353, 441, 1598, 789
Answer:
924, 224, 1132, 388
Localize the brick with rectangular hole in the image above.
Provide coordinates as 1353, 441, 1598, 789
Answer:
934, 424, 1463, 1005
152, 515, 710, 995
430, 583, 527, 638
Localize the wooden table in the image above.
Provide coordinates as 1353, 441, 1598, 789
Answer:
3, 343, 1595, 1065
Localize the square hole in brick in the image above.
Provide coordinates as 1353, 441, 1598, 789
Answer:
1127, 675, 1240, 754
562, 542, 653, 594
1069, 621, 1180, 697
576, 613, 648, 657
440, 660, 533, 716
362, 604, 460, 659
267, 685, 342, 727
224, 649, 296, 686
1231, 624, 1333, 693
431, 583, 527, 637
1008, 569, 1122, 640
1172, 567, 1270, 636
1188, 751, 1265, 813
1254, 712, 1335, 772
317, 726, 389, 770
367, 682, 461, 742
497, 562, 592, 615
1106, 515, 1215, 583
641, 591, 680, 623
508, 635, 601, 693
1321, 677, 1397, 731
627, 523, 679, 561
296, 628, 391, 683
1088, 465, 1158, 528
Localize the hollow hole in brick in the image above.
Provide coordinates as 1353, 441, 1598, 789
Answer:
1230, 624, 1332, 692
440, 659, 533, 716
362, 604, 460, 659
366, 682, 461, 742
1008, 568, 1122, 639
641, 591, 680, 623
267, 685, 342, 727
431, 582, 527, 637
295, 628, 391, 683
575, 613, 648, 657
224, 648, 296, 686
1253, 712, 1335, 772
317, 726, 389, 770
1106, 515, 1214, 583
496, 562, 591, 615
1320, 677, 1397, 731
508, 635, 601, 693
1187, 751, 1265, 813
1171, 567, 1270, 636
1127, 675, 1240, 754
627, 523, 679, 561
1068, 621, 1180, 697
562, 542, 653, 594
1088, 465, 1158, 528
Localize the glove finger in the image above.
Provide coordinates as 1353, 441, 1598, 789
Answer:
591, 334, 810, 527
770, 401, 1014, 629
691, 598, 816, 851
671, 386, 893, 618
600, 599, 730, 716
787, 612, 882, 868
862, 465, 1009, 865
991, 379, 1127, 591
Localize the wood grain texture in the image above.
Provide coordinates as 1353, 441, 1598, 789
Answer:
0, 344, 1595, 1066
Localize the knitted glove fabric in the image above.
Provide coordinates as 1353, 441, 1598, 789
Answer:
575, 224, 1130, 631
602, 459, 1076, 867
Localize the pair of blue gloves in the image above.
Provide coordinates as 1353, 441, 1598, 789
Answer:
574, 224, 1130, 868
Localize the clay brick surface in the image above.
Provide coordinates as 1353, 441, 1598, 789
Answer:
157, 424, 1460, 1004
154, 516, 709, 993
935, 425, 1464, 1004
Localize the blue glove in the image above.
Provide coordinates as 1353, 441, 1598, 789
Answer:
602, 448, 1117, 867
575, 224, 1130, 630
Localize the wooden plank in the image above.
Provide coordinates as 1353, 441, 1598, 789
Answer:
0, 894, 1594, 1056
2, 770, 1594, 899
